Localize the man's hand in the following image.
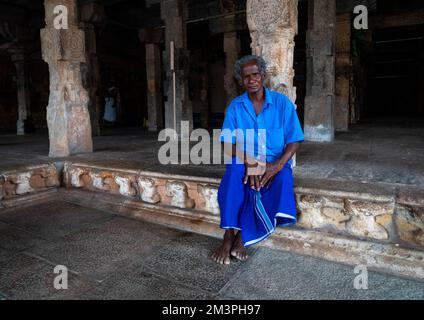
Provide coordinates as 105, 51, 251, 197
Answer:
258, 142, 300, 189
259, 161, 283, 188
243, 159, 266, 191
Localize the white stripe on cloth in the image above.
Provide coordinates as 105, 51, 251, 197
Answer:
243, 213, 296, 247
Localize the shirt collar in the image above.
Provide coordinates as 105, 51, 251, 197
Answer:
242, 87, 273, 109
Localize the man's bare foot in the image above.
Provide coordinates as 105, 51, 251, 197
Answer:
211, 230, 235, 265
230, 231, 248, 261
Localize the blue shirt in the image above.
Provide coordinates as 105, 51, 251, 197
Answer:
220, 87, 304, 165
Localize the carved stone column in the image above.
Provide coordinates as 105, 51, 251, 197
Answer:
198, 66, 209, 128
304, 0, 336, 142
40, 0, 93, 157
224, 30, 240, 106
335, 13, 351, 132
247, 0, 298, 102
80, 3, 106, 136
145, 43, 164, 131
161, 0, 192, 138
247, 0, 299, 166
10, 51, 31, 136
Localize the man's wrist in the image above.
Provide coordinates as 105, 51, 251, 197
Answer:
244, 153, 257, 165
276, 157, 286, 170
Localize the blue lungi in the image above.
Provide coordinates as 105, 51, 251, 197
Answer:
218, 158, 297, 247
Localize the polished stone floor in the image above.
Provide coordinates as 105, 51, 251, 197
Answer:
1, 201, 424, 300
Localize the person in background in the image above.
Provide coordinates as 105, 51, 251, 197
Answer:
103, 86, 120, 127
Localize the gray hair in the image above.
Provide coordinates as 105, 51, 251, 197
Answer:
233, 55, 267, 82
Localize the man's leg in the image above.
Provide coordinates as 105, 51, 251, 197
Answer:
230, 230, 248, 261
213, 158, 246, 265
211, 229, 236, 265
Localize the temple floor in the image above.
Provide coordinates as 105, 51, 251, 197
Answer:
0, 200, 423, 300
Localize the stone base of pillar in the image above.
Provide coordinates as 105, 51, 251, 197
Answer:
304, 125, 334, 142
16, 119, 25, 136
47, 104, 93, 158
304, 95, 335, 142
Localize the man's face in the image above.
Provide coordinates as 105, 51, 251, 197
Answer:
240, 60, 264, 94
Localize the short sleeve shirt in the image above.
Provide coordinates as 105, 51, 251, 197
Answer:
220, 87, 304, 165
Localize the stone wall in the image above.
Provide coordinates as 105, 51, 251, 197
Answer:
64, 162, 220, 216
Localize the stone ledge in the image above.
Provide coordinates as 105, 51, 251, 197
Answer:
63, 162, 220, 215
396, 187, 424, 207
294, 176, 397, 202
270, 227, 424, 280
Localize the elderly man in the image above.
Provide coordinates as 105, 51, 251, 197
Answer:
211, 55, 304, 265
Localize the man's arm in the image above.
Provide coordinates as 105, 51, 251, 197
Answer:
222, 142, 266, 191
221, 142, 259, 165
259, 142, 300, 188
275, 142, 299, 169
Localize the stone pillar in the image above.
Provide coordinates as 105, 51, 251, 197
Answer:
418, 42, 424, 117
161, 0, 192, 138
304, 0, 336, 142
335, 13, 351, 132
40, 0, 93, 157
10, 52, 31, 135
247, 0, 298, 102
247, 0, 299, 166
145, 43, 164, 131
80, 3, 106, 137
198, 66, 209, 128
224, 30, 240, 106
